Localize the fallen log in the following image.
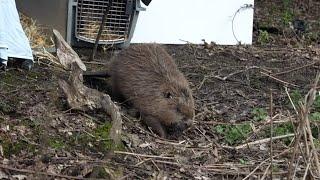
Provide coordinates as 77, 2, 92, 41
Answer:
52, 29, 122, 147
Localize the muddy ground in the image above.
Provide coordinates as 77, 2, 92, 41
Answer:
1, 1, 320, 179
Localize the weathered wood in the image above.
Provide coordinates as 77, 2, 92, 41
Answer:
53, 29, 122, 146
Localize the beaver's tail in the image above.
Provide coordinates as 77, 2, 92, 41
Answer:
83, 70, 111, 78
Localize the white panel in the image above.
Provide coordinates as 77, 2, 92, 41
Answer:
131, 0, 254, 45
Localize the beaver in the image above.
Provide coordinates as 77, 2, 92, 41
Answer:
86, 44, 195, 138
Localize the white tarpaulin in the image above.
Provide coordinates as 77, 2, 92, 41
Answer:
131, 0, 254, 45
0, 0, 33, 64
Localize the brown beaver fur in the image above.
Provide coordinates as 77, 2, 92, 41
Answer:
110, 44, 195, 138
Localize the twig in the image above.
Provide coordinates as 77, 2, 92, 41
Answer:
113, 151, 175, 160
303, 152, 313, 180
203, 164, 253, 168
213, 66, 260, 81
289, 73, 320, 179
242, 149, 291, 180
260, 71, 298, 87
293, 156, 301, 179
234, 134, 295, 149
287, 111, 300, 179
260, 164, 271, 180
155, 139, 187, 146
303, 73, 320, 176
153, 160, 181, 166
82, 61, 108, 65
207, 169, 293, 176
195, 126, 212, 142
305, 114, 320, 176
199, 118, 294, 126
135, 158, 153, 166
273, 61, 318, 76
285, 86, 299, 115
0, 164, 84, 179
91, 0, 113, 61
303, 162, 311, 180
269, 89, 274, 179
198, 75, 208, 90
287, 89, 304, 179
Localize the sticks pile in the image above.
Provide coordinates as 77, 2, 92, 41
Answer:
288, 74, 320, 179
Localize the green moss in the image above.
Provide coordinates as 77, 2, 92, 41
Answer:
94, 123, 112, 138
0, 101, 15, 114
94, 123, 124, 151
21, 118, 44, 139
2, 73, 16, 84
90, 166, 110, 179
48, 137, 65, 150
26, 70, 42, 80
1, 138, 36, 157
71, 122, 124, 153
89, 166, 123, 179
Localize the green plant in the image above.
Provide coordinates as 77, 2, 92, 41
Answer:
273, 123, 294, 136
264, 122, 294, 145
310, 112, 320, 121
311, 125, 320, 139
214, 123, 252, 145
239, 158, 247, 165
258, 30, 270, 45
1, 139, 36, 157
272, 164, 280, 172
282, 11, 294, 26
48, 137, 65, 150
288, 89, 303, 109
287, 89, 320, 141
313, 95, 320, 110
314, 139, 320, 149
282, 0, 292, 6
289, 89, 320, 111
281, 0, 294, 26
251, 108, 268, 121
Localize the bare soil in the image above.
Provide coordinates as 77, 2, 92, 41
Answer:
1, 1, 320, 179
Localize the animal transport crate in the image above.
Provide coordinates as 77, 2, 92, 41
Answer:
16, 0, 146, 48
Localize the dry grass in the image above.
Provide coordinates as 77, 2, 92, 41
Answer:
20, 13, 62, 68
79, 20, 125, 41
19, 13, 53, 49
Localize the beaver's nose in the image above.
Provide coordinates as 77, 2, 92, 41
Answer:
183, 119, 194, 127
175, 119, 193, 131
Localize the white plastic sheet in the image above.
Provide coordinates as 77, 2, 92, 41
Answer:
131, 0, 254, 45
0, 0, 33, 64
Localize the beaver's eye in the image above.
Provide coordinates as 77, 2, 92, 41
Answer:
164, 92, 173, 99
